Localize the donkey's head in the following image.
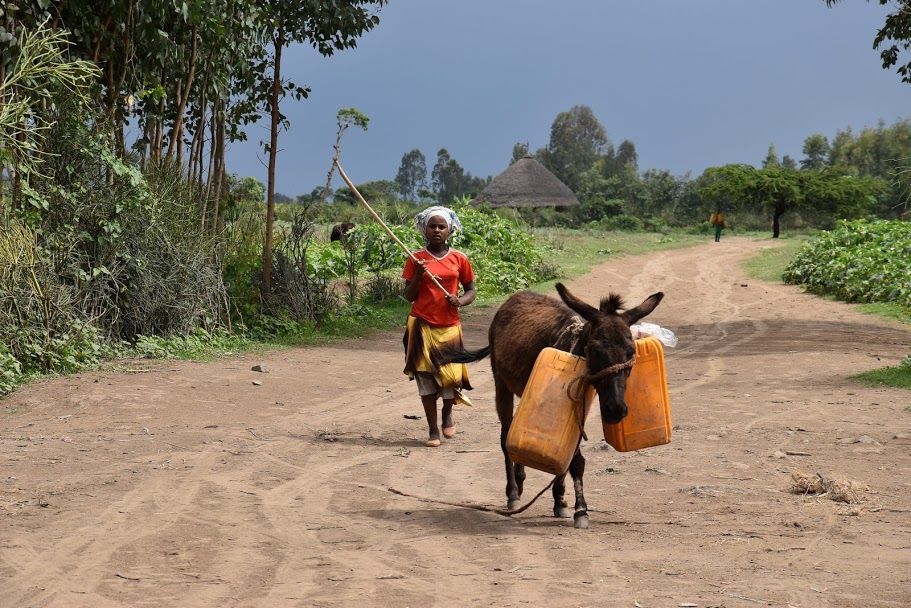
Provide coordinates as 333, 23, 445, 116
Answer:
555, 283, 664, 424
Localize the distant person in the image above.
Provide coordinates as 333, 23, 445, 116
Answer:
402, 206, 477, 447
330, 222, 356, 242
710, 211, 726, 242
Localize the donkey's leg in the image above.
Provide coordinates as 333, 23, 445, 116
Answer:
568, 449, 589, 529
552, 473, 571, 518
494, 378, 521, 511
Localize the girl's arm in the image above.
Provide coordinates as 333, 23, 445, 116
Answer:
403, 260, 426, 302
447, 280, 476, 308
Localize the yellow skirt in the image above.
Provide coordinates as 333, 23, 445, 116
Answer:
403, 315, 473, 406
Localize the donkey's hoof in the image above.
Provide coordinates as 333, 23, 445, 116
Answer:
507, 499, 521, 511
554, 506, 573, 519
573, 512, 590, 529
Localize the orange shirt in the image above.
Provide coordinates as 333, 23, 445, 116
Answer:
402, 248, 475, 327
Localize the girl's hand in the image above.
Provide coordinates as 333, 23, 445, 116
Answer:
446, 293, 461, 308
414, 259, 427, 275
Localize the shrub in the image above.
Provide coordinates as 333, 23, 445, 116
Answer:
450, 202, 551, 296
598, 214, 644, 231
0, 346, 22, 396
0, 222, 105, 377
783, 219, 911, 307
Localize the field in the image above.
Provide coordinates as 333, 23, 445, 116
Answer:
2, 237, 910, 607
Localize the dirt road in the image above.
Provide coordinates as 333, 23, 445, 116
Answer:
2, 238, 910, 608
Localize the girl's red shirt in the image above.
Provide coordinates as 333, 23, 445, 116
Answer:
402, 248, 474, 327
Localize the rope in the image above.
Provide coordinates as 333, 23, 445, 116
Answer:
554, 315, 585, 351
388, 475, 560, 517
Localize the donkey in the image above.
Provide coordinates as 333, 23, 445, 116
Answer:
452, 282, 663, 528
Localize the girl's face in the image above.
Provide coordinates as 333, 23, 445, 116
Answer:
424, 215, 450, 246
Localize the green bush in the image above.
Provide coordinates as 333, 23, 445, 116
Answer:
0, 222, 106, 381
0, 346, 22, 396
127, 327, 248, 360
598, 214, 644, 231
783, 219, 911, 306
576, 196, 625, 224
450, 202, 556, 296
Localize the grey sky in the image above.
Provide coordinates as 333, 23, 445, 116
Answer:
225, 1, 908, 197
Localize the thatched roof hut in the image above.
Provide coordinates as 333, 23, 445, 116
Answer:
471, 156, 579, 208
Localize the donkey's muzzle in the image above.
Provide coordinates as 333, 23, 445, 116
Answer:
600, 401, 628, 425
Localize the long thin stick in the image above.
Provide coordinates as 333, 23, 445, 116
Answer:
334, 159, 448, 295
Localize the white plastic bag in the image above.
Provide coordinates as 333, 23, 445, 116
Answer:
631, 322, 678, 348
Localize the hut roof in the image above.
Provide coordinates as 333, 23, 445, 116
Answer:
471, 156, 579, 208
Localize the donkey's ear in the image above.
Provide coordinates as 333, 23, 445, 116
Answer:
622, 292, 664, 325
555, 283, 600, 322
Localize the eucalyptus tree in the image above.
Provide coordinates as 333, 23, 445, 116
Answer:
510, 142, 529, 165
762, 144, 781, 168
801, 134, 831, 170
431, 148, 464, 204
395, 149, 428, 200
616, 139, 639, 171
541, 105, 610, 191
256, 1, 386, 295
1, 0, 265, 227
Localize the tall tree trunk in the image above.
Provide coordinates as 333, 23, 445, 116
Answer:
151, 67, 167, 166
189, 60, 211, 184
113, 0, 134, 158
772, 208, 783, 239
201, 99, 218, 230
210, 107, 225, 239
263, 31, 285, 299
168, 24, 198, 163
188, 103, 205, 184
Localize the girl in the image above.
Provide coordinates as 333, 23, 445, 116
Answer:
402, 206, 476, 447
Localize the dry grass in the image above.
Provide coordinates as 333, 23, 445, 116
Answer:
790, 471, 867, 503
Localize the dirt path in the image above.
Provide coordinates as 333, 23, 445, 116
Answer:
2, 237, 910, 608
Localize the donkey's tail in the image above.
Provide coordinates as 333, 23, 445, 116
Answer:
441, 345, 491, 364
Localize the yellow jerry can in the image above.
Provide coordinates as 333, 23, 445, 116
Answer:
506, 348, 595, 475
603, 336, 672, 452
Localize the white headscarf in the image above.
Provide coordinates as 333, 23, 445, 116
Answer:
415, 205, 463, 235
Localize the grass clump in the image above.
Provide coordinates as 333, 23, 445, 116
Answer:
853, 355, 911, 390
742, 236, 812, 283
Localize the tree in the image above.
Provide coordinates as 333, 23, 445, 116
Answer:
702, 165, 799, 238
541, 105, 610, 191
322, 106, 370, 200
334, 179, 398, 205
762, 144, 780, 168
616, 139, 639, 171
510, 142, 529, 165
701, 164, 883, 238
782, 155, 798, 170
801, 134, 831, 170
431, 148, 467, 203
825, 1, 911, 83
394, 149, 427, 200
638, 169, 686, 217
257, 2, 385, 297
803, 169, 888, 217
0, 21, 99, 211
